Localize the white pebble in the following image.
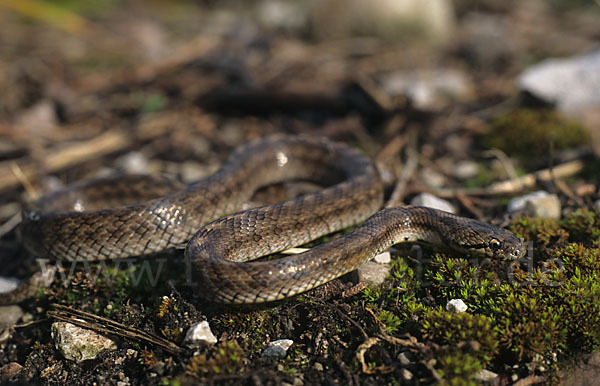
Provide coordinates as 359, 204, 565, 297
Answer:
184, 321, 217, 345
0, 276, 19, 293
374, 251, 391, 264
410, 193, 456, 214
357, 261, 391, 287
507, 191, 561, 219
446, 299, 468, 313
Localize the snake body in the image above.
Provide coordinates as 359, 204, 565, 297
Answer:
7, 136, 525, 304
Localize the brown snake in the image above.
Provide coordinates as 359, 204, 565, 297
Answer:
2, 136, 525, 304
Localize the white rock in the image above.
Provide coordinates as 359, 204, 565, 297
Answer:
184, 321, 217, 345
51, 322, 117, 363
474, 369, 498, 382
381, 69, 471, 110
255, 0, 308, 33
357, 261, 391, 287
0, 305, 23, 328
262, 339, 294, 359
453, 160, 479, 180
0, 276, 19, 294
374, 251, 391, 264
507, 191, 561, 219
397, 351, 412, 366
410, 193, 456, 214
446, 299, 468, 313
518, 49, 600, 114
594, 199, 600, 209
401, 368, 413, 381
116, 151, 149, 174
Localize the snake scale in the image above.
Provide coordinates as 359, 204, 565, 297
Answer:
2, 135, 525, 304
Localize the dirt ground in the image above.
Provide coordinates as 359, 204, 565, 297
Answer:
1, 0, 600, 385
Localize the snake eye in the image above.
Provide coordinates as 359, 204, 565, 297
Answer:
489, 238, 501, 251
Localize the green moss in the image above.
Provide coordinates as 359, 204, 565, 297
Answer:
185, 340, 246, 379
422, 309, 498, 362
359, 209, 600, 382
484, 108, 589, 157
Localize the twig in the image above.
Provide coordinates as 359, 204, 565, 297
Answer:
355, 337, 394, 374
429, 159, 583, 198
9, 161, 38, 201
47, 304, 182, 354
513, 375, 546, 386
0, 211, 22, 238
386, 133, 419, 207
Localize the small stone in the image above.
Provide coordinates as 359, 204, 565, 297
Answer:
453, 160, 479, 180
262, 339, 294, 359
184, 321, 217, 345
357, 261, 391, 287
51, 322, 117, 363
518, 48, 600, 114
474, 369, 498, 382
373, 251, 391, 264
507, 191, 561, 219
0, 305, 23, 329
292, 377, 304, 386
0, 362, 23, 379
511, 373, 519, 382
116, 151, 149, 174
420, 168, 447, 188
0, 276, 19, 294
446, 299, 468, 313
397, 351, 412, 366
314, 362, 324, 371
594, 199, 600, 209
410, 193, 457, 214
381, 69, 471, 110
401, 368, 413, 381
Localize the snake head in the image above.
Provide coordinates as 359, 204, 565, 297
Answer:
451, 222, 526, 260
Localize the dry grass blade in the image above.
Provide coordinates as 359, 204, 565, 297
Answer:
47, 304, 182, 354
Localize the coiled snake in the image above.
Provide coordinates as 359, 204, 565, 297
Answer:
2, 136, 525, 304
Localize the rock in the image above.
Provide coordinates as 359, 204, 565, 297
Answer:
51, 322, 117, 363
410, 193, 457, 214
116, 151, 149, 174
474, 369, 498, 383
380, 69, 472, 110
420, 167, 447, 188
594, 199, 600, 209
314, 362, 324, 371
262, 339, 294, 359
401, 368, 413, 381
15, 100, 59, 137
373, 251, 391, 264
0, 276, 19, 294
446, 299, 468, 313
357, 261, 391, 287
0, 305, 23, 329
507, 191, 561, 219
254, 0, 308, 34
311, 0, 455, 44
184, 321, 217, 345
518, 49, 600, 114
397, 351, 413, 366
0, 362, 23, 379
453, 160, 479, 180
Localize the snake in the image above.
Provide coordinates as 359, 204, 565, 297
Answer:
2, 135, 525, 304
